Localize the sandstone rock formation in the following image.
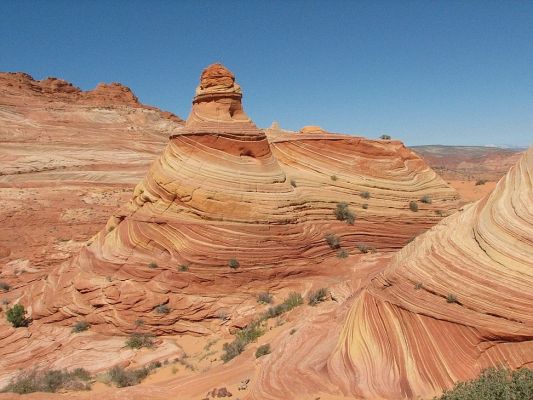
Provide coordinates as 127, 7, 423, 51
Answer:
251, 146, 533, 399
0, 64, 461, 394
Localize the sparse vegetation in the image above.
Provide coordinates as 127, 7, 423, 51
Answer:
255, 344, 271, 358
125, 332, 155, 349
414, 282, 423, 290
147, 262, 158, 269
257, 292, 273, 304
289, 328, 297, 335
330, 175, 338, 181
290, 179, 297, 187
72, 320, 90, 333
335, 202, 355, 225
0, 282, 10, 292
435, 209, 445, 217
107, 365, 153, 388
420, 195, 432, 204
325, 233, 341, 249
446, 294, 459, 304
154, 304, 170, 314
362, 203, 369, 209
360, 191, 370, 199
178, 264, 189, 272
409, 201, 419, 212
222, 292, 303, 362
358, 244, 369, 254
433, 367, 533, 400
475, 179, 488, 186
228, 258, 240, 269
337, 249, 349, 259
1, 368, 92, 394
6, 304, 28, 328
308, 288, 328, 306
379, 134, 391, 140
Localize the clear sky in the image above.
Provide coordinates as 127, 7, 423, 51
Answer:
1, 1, 532, 146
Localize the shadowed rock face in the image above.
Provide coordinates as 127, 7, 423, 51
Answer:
19, 64, 459, 341
251, 147, 533, 400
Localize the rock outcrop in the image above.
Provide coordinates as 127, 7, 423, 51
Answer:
251, 146, 533, 399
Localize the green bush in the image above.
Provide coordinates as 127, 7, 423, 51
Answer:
147, 262, 158, 269
433, 367, 533, 400
447, 294, 459, 304
72, 320, 90, 333
154, 304, 170, 314
107, 365, 150, 388
228, 258, 240, 269
358, 244, 369, 254
257, 292, 273, 304
255, 344, 271, 358
420, 195, 432, 204
1, 368, 92, 394
409, 201, 419, 212
6, 304, 27, 327
221, 339, 246, 363
335, 202, 355, 225
308, 288, 328, 306
0, 281, 10, 292
178, 264, 189, 272
325, 233, 341, 249
337, 249, 349, 259
379, 134, 391, 140
360, 191, 371, 199
125, 333, 155, 349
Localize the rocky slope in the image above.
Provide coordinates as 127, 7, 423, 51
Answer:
252, 146, 533, 399
0, 64, 459, 390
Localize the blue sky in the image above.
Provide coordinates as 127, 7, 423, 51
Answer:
1, 0, 532, 146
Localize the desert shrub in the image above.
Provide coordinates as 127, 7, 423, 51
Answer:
147, 262, 158, 269
379, 134, 391, 140
325, 233, 341, 249
154, 304, 170, 314
360, 191, 371, 199
335, 202, 355, 225
289, 328, 297, 335
178, 264, 189, 272
358, 244, 369, 254
72, 320, 90, 333
255, 344, 271, 358
125, 332, 155, 349
475, 179, 487, 186
221, 338, 246, 363
362, 203, 369, 209
134, 318, 145, 328
308, 288, 328, 306
420, 195, 432, 204
257, 292, 273, 304
447, 294, 459, 304
6, 304, 27, 328
409, 201, 419, 212
330, 175, 338, 181
1, 368, 91, 394
228, 258, 240, 269
0, 282, 10, 292
435, 209, 445, 217
222, 321, 264, 363
290, 179, 297, 187
107, 365, 150, 388
433, 367, 533, 400
337, 249, 349, 259
414, 282, 423, 290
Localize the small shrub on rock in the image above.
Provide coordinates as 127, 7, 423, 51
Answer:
420, 195, 432, 204
178, 264, 189, 272
360, 191, 371, 199
1, 368, 92, 394
475, 179, 487, 186
257, 292, 273, 304
325, 233, 341, 249
6, 304, 28, 328
255, 344, 271, 358
335, 202, 355, 225
155, 304, 170, 314
0, 282, 10, 292
228, 258, 240, 269
126, 332, 155, 349
147, 262, 158, 269
362, 203, 369, 209
308, 288, 328, 306
446, 294, 459, 304
358, 244, 369, 254
330, 175, 338, 181
107, 365, 150, 388
72, 320, 90, 333
409, 201, 419, 212
379, 134, 391, 140
337, 249, 349, 259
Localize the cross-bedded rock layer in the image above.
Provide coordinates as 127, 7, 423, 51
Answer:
19, 64, 459, 340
